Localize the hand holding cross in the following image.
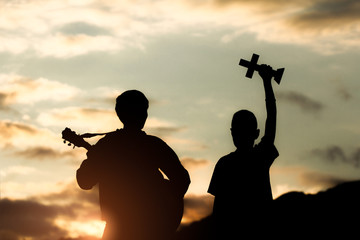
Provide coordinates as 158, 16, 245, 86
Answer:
239, 53, 285, 84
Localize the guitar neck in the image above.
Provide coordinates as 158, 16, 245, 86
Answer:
62, 127, 94, 151
82, 141, 93, 151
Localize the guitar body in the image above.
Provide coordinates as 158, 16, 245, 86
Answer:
62, 128, 184, 238
157, 179, 184, 234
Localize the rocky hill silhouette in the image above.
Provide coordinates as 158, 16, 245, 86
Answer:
175, 180, 360, 239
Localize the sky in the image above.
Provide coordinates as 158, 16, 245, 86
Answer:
1, 0, 360, 239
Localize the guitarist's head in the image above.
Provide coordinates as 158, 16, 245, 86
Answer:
115, 90, 149, 131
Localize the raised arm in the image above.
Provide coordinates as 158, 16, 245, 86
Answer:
258, 64, 277, 144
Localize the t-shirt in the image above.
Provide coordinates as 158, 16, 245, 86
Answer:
76, 129, 190, 233
208, 137, 279, 206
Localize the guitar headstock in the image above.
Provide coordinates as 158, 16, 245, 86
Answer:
62, 127, 90, 150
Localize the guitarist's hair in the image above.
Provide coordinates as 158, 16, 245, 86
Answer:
115, 90, 149, 125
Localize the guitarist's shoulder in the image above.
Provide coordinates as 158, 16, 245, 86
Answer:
144, 133, 167, 145
95, 130, 171, 148
143, 133, 177, 154
90, 130, 120, 148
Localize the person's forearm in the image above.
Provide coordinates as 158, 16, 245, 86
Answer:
264, 81, 277, 143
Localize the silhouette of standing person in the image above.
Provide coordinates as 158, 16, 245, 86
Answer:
208, 65, 279, 238
76, 90, 191, 240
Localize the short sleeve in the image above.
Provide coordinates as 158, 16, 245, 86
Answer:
208, 158, 224, 196
149, 136, 190, 197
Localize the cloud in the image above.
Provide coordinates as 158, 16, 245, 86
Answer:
183, 194, 214, 223
181, 157, 210, 170
188, 0, 360, 54
282, 0, 360, 54
212, 0, 359, 28
288, 0, 360, 30
0, 120, 57, 148
298, 171, 348, 189
277, 90, 324, 114
0, 92, 14, 111
213, 0, 360, 54
271, 166, 352, 196
0, 120, 38, 139
1, 0, 359, 57
0, 198, 70, 240
29, 182, 103, 238
330, 78, 353, 101
0, 166, 36, 180
37, 106, 184, 139
211, 0, 307, 10
31, 91, 204, 154
0, 181, 212, 239
58, 22, 112, 36
0, 0, 157, 57
0, 74, 80, 107
0, 179, 214, 239
146, 117, 185, 136
336, 85, 352, 101
40, 182, 213, 229
0, 188, 102, 239
37, 107, 119, 132
146, 125, 186, 139
0, 120, 80, 163
0, 120, 52, 151
34, 181, 99, 208
34, 33, 122, 58
0, 75, 188, 158
311, 145, 360, 168
13, 146, 77, 161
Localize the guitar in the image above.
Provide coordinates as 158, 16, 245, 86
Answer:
62, 127, 100, 151
62, 127, 184, 234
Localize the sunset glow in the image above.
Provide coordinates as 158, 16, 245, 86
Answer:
1, 0, 360, 239
55, 219, 106, 239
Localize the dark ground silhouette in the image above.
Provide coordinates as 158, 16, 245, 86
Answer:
51, 181, 360, 240
174, 180, 360, 240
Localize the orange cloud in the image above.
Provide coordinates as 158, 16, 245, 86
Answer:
287, 0, 360, 30
0, 74, 80, 106
0, 120, 80, 163
13, 146, 77, 161
0, 180, 214, 239
36, 106, 183, 135
181, 157, 210, 170
0, 198, 70, 240
183, 194, 213, 223
1, 0, 359, 57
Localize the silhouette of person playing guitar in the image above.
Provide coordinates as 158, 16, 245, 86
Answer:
76, 90, 191, 240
